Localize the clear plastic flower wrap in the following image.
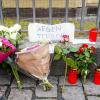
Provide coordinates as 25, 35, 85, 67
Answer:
16, 43, 53, 91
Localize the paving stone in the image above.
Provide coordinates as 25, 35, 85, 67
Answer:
8, 89, 32, 100
35, 98, 58, 100
62, 86, 85, 100
0, 86, 7, 97
59, 76, 82, 86
36, 84, 57, 98
50, 60, 65, 76
11, 75, 36, 88
48, 76, 58, 84
87, 96, 100, 100
83, 80, 100, 95
0, 70, 8, 75
0, 75, 11, 85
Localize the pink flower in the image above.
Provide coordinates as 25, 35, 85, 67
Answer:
0, 36, 3, 41
2, 38, 10, 46
2, 38, 16, 51
62, 35, 69, 42
60, 37, 64, 43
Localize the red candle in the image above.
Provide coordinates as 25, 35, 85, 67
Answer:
93, 69, 100, 85
89, 28, 97, 42
68, 69, 78, 84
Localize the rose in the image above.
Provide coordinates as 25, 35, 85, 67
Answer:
76, 50, 80, 54
79, 47, 84, 53
91, 46, 95, 51
82, 44, 88, 48
60, 35, 69, 43
77, 44, 89, 53
60, 37, 64, 43
90, 46, 95, 54
63, 35, 69, 42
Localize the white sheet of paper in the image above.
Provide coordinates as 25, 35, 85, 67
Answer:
28, 23, 75, 42
28, 23, 96, 45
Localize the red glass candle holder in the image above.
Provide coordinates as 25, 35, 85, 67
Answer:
68, 69, 78, 84
89, 28, 97, 42
93, 69, 100, 85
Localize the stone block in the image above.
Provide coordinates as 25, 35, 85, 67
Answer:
36, 85, 57, 98
11, 75, 36, 88
62, 86, 85, 100
35, 98, 58, 100
0, 86, 7, 97
8, 89, 32, 100
48, 76, 58, 84
83, 80, 100, 95
87, 96, 100, 100
0, 75, 11, 85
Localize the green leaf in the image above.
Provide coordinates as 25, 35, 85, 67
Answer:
54, 46, 62, 54
62, 56, 66, 62
84, 52, 90, 57
69, 47, 78, 52
74, 54, 78, 57
78, 54, 84, 60
54, 54, 61, 60
65, 58, 77, 68
62, 49, 70, 54
86, 57, 90, 61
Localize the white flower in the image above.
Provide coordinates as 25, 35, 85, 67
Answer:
8, 27, 15, 32
9, 24, 21, 33
0, 41, 2, 47
0, 25, 9, 32
10, 32, 18, 40
13, 24, 21, 32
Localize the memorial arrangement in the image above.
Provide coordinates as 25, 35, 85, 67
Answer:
0, 23, 99, 92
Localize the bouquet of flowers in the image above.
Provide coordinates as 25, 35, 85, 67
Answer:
0, 24, 22, 88
16, 43, 53, 91
75, 44, 96, 82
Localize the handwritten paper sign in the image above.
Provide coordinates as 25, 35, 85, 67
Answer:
28, 23, 75, 42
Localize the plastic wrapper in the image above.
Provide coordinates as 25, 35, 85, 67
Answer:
16, 43, 53, 90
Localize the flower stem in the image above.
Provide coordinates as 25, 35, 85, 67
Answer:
62, 62, 67, 92
5, 57, 22, 89
42, 79, 53, 91
11, 64, 22, 89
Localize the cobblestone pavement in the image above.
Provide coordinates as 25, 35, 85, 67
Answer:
0, 72, 100, 100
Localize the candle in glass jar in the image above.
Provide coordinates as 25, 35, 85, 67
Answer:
89, 28, 97, 42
